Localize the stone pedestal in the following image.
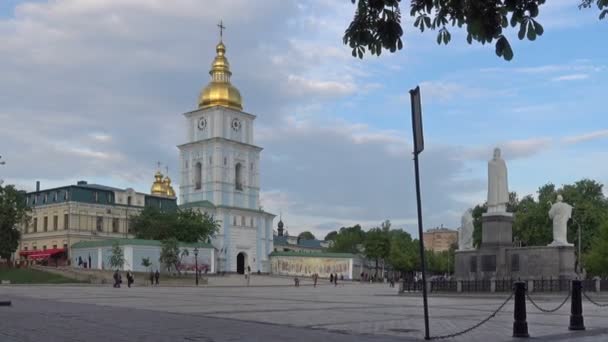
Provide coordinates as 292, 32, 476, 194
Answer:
481, 213, 513, 248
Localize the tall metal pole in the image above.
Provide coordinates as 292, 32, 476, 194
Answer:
578, 221, 582, 274
410, 86, 430, 340
414, 153, 431, 340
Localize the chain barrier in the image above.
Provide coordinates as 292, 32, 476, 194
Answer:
525, 292, 570, 313
429, 292, 513, 340
582, 289, 608, 307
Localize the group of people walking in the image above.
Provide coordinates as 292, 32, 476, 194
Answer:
112, 270, 160, 288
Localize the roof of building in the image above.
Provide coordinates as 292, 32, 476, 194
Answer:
71, 238, 213, 249
179, 200, 216, 210
273, 236, 324, 249
270, 251, 356, 258
298, 239, 324, 248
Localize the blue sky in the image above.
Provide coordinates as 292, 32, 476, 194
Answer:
0, 0, 606, 239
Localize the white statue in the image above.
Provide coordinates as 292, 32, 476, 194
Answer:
487, 147, 509, 214
548, 195, 573, 246
459, 208, 474, 250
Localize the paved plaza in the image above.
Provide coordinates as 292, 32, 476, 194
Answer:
2, 279, 608, 341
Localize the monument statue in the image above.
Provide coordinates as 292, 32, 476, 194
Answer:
487, 147, 509, 214
548, 195, 574, 246
459, 208, 474, 250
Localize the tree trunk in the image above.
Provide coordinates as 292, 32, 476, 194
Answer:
375, 258, 379, 278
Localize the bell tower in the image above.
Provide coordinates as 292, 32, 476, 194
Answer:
177, 24, 275, 273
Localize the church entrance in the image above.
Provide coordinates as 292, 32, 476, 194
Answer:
236, 252, 247, 274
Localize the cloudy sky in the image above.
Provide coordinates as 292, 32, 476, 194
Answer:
1, 0, 606, 239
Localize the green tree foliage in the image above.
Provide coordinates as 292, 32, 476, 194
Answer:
387, 229, 418, 274
364, 226, 391, 276
141, 257, 152, 271
130, 207, 220, 243
328, 224, 367, 253
297, 231, 316, 240
109, 241, 125, 270
584, 221, 608, 277
160, 238, 180, 273
344, 0, 607, 61
324, 231, 338, 241
0, 184, 30, 261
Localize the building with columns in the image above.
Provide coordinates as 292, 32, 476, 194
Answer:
178, 37, 275, 274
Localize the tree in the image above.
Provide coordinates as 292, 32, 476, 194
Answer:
160, 238, 180, 273
130, 207, 220, 243
141, 257, 152, 271
328, 224, 367, 253
387, 229, 418, 277
109, 241, 125, 270
324, 231, 338, 241
0, 184, 29, 262
344, 1, 607, 61
584, 221, 608, 277
364, 226, 390, 276
298, 231, 316, 240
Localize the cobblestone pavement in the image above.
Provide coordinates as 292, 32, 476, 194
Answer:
2, 283, 608, 341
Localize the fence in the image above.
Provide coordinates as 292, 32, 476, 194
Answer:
400, 277, 608, 294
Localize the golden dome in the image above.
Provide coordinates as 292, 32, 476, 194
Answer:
151, 171, 166, 196
163, 176, 176, 198
198, 41, 243, 110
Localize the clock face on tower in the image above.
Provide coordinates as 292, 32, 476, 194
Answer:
231, 118, 241, 131
197, 117, 207, 130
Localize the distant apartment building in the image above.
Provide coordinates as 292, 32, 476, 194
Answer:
423, 226, 458, 252
17, 177, 176, 265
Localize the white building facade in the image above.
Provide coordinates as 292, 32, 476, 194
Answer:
178, 39, 274, 274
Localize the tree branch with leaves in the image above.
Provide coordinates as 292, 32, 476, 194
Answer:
344, 0, 607, 61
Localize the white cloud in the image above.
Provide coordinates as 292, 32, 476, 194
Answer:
552, 73, 589, 81
286, 75, 356, 98
563, 129, 608, 144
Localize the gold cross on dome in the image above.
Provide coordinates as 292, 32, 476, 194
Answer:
217, 20, 226, 40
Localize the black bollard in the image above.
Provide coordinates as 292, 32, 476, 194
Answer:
513, 281, 529, 338
569, 279, 585, 331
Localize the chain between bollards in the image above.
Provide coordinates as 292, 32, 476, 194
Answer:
526, 292, 570, 313
429, 292, 513, 340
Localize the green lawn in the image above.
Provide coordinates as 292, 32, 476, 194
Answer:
0, 268, 84, 284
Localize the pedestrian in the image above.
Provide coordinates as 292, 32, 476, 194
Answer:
149, 270, 154, 286
246, 265, 251, 287
154, 270, 160, 286
313, 273, 318, 288
113, 270, 119, 288
294, 276, 299, 287
126, 271, 133, 288
334, 274, 338, 287
329, 273, 334, 284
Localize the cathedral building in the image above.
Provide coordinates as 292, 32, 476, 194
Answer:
177, 37, 275, 274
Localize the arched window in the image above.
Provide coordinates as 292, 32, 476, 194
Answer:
235, 163, 243, 190
195, 162, 202, 190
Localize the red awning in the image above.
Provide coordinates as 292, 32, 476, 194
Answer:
20, 248, 66, 258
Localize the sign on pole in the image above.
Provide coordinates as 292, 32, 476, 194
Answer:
409, 85, 430, 340
410, 86, 424, 154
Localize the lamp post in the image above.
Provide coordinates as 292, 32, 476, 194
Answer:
194, 247, 199, 286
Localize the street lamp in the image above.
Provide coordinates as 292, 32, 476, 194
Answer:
194, 247, 199, 286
